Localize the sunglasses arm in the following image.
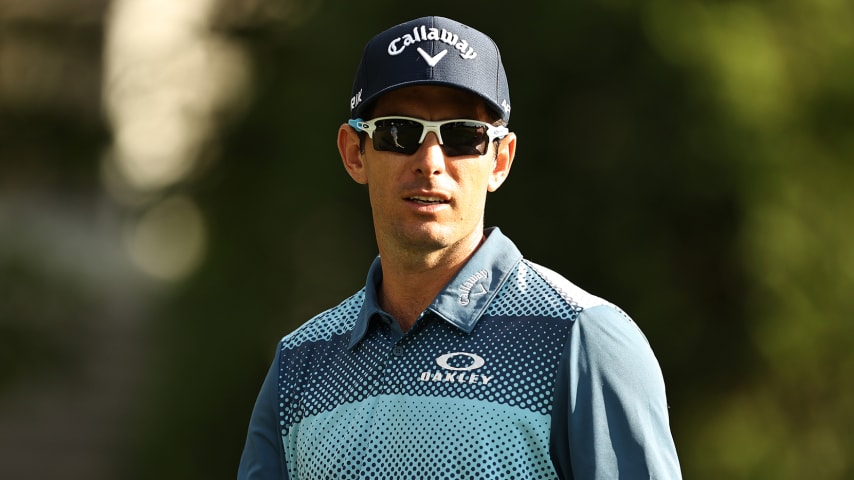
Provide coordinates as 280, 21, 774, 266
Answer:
348, 119, 374, 137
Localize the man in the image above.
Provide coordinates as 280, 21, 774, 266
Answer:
238, 16, 681, 479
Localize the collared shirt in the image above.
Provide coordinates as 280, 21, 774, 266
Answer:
238, 228, 682, 479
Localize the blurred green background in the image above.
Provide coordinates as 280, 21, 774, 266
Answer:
1, 0, 852, 479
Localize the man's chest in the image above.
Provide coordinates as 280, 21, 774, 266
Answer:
283, 315, 571, 420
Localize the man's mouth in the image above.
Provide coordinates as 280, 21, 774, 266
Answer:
407, 196, 448, 205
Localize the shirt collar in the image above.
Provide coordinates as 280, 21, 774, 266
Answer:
348, 227, 522, 349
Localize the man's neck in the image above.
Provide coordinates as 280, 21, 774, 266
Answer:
377, 233, 485, 332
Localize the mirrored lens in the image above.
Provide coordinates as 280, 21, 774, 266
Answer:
373, 119, 423, 155
439, 122, 490, 156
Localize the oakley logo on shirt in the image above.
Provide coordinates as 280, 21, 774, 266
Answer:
419, 352, 493, 385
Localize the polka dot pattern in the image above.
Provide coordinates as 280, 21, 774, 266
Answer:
281, 290, 365, 350
275, 259, 607, 479
485, 261, 584, 320
524, 261, 629, 320
286, 397, 556, 479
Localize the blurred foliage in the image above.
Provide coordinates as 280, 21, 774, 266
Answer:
0, 250, 91, 389
2, 0, 853, 479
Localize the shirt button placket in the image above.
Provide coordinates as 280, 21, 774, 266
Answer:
382, 343, 405, 393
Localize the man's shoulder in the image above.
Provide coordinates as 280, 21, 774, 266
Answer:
279, 288, 366, 350
486, 258, 625, 321
521, 260, 612, 310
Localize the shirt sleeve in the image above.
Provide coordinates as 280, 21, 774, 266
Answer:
238, 347, 288, 480
550, 305, 682, 479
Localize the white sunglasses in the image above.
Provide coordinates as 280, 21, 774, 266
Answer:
348, 116, 509, 156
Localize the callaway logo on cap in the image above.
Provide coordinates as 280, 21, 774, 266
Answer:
349, 16, 511, 123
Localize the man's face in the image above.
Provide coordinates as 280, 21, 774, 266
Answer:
354, 85, 513, 257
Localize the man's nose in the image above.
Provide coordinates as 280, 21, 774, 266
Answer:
412, 132, 446, 176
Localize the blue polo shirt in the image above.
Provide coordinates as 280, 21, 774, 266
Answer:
238, 228, 681, 479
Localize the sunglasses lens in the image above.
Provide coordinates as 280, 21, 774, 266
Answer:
439, 122, 490, 157
373, 119, 423, 154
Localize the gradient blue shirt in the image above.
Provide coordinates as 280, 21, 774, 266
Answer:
238, 228, 681, 479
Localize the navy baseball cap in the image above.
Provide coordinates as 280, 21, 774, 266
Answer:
349, 16, 511, 123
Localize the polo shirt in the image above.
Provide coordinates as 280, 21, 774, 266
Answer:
238, 227, 681, 479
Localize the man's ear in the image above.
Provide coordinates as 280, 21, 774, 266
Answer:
487, 132, 516, 192
338, 123, 368, 185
